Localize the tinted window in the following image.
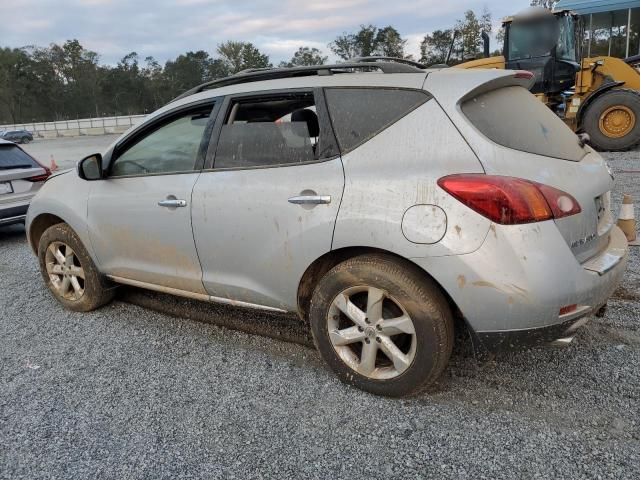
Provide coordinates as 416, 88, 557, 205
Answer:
0, 145, 39, 169
111, 105, 212, 176
461, 86, 585, 161
325, 88, 430, 153
215, 92, 331, 169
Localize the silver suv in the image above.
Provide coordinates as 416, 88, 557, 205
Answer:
26, 61, 628, 396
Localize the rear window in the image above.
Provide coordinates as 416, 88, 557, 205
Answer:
0, 145, 39, 169
325, 88, 430, 153
461, 86, 585, 161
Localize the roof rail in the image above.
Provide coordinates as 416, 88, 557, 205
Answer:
169, 60, 426, 103
352, 56, 428, 69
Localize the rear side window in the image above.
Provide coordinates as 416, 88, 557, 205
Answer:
325, 88, 430, 153
461, 86, 585, 161
0, 145, 39, 169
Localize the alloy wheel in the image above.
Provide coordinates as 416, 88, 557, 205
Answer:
327, 286, 417, 380
45, 241, 85, 301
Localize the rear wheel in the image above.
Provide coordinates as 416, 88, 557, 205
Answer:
582, 89, 640, 151
21, 136, 30, 144
309, 254, 454, 397
38, 223, 115, 311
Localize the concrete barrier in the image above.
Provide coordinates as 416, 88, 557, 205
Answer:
0, 114, 146, 139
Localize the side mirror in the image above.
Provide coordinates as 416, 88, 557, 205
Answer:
77, 153, 103, 180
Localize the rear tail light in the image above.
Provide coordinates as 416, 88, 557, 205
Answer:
437, 174, 581, 225
559, 304, 578, 316
26, 166, 52, 182
514, 70, 535, 79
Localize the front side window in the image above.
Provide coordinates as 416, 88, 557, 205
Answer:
215, 92, 331, 169
111, 105, 213, 177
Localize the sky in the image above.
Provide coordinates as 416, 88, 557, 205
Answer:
1, 0, 532, 65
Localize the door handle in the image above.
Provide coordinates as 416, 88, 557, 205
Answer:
158, 199, 187, 208
288, 195, 331, 205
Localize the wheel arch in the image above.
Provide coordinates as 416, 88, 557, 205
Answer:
28, 213, 66, 254
296, 246, 465, 328
576, 81, 625, 127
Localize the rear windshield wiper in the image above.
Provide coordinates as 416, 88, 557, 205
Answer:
0, 164, 35, 170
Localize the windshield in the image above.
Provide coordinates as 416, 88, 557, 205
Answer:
508, 15, 576, 61
556, 15, 577, 62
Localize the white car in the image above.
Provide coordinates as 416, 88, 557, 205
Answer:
26, 60, 628, 396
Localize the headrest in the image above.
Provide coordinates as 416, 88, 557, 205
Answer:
291, 109, 320, 137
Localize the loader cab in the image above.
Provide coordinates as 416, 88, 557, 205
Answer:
503, 9, 581, 95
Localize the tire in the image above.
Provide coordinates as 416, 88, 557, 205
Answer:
38, 223, 115, 311
309, 254, 454, 397
581, 89, 640, 151
21, 136, 30, 144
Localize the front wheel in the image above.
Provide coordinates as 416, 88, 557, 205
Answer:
21, 136, 30, 144
38, 223, 115, 311
582, 89, 640, 151
309, 254, 454, 397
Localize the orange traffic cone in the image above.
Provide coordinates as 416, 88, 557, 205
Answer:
617, 194, 638, 246
50, 155, 58, 171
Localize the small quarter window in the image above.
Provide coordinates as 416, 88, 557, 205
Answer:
215, 92, 332, 169
325, 88, 430, 153
111, 105, 213, 177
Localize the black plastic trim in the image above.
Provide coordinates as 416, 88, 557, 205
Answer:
475, 316, 590, 351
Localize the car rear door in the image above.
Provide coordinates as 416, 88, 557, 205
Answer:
87, 100, 219, 295
190, 89, 344, 311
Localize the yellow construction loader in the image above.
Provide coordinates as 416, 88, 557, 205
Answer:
456, 8, 640, 151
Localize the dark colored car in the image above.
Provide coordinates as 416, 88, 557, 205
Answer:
0, 129, 34, 144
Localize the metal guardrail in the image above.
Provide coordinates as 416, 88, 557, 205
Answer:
0, 114, 146, 136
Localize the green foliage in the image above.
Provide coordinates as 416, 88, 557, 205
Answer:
279, 47, 328, 68
529, 0, 558, 9
329, 24, 408, 60
420, 7, 494, 66
419, 29, 454, 65
217, 41, 271, 74
0, 40, 272, 123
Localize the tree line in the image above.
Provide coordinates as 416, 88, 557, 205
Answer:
0, 8, 495, 124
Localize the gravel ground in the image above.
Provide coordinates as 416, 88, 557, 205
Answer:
0, 149, 639, 479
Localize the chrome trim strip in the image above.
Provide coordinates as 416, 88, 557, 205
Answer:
0, 214, 26, 225
108, 275, 211, 301
288, 195, 331, 205
209, 295, 288, 313
108, 275, 289, 313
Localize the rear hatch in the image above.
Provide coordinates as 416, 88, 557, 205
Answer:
426, 70, 614, 262
0, 143, 47, 207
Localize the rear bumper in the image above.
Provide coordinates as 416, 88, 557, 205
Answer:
475, 314, 593, 350
0, 203, 29, 226
412, 222, 628, 348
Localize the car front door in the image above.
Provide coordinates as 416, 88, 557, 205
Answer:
191, 89, 344, 311
87, 100, 218, 295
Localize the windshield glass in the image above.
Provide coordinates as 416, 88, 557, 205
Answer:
508, 17, 558, 60
556, 15, 577, 62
